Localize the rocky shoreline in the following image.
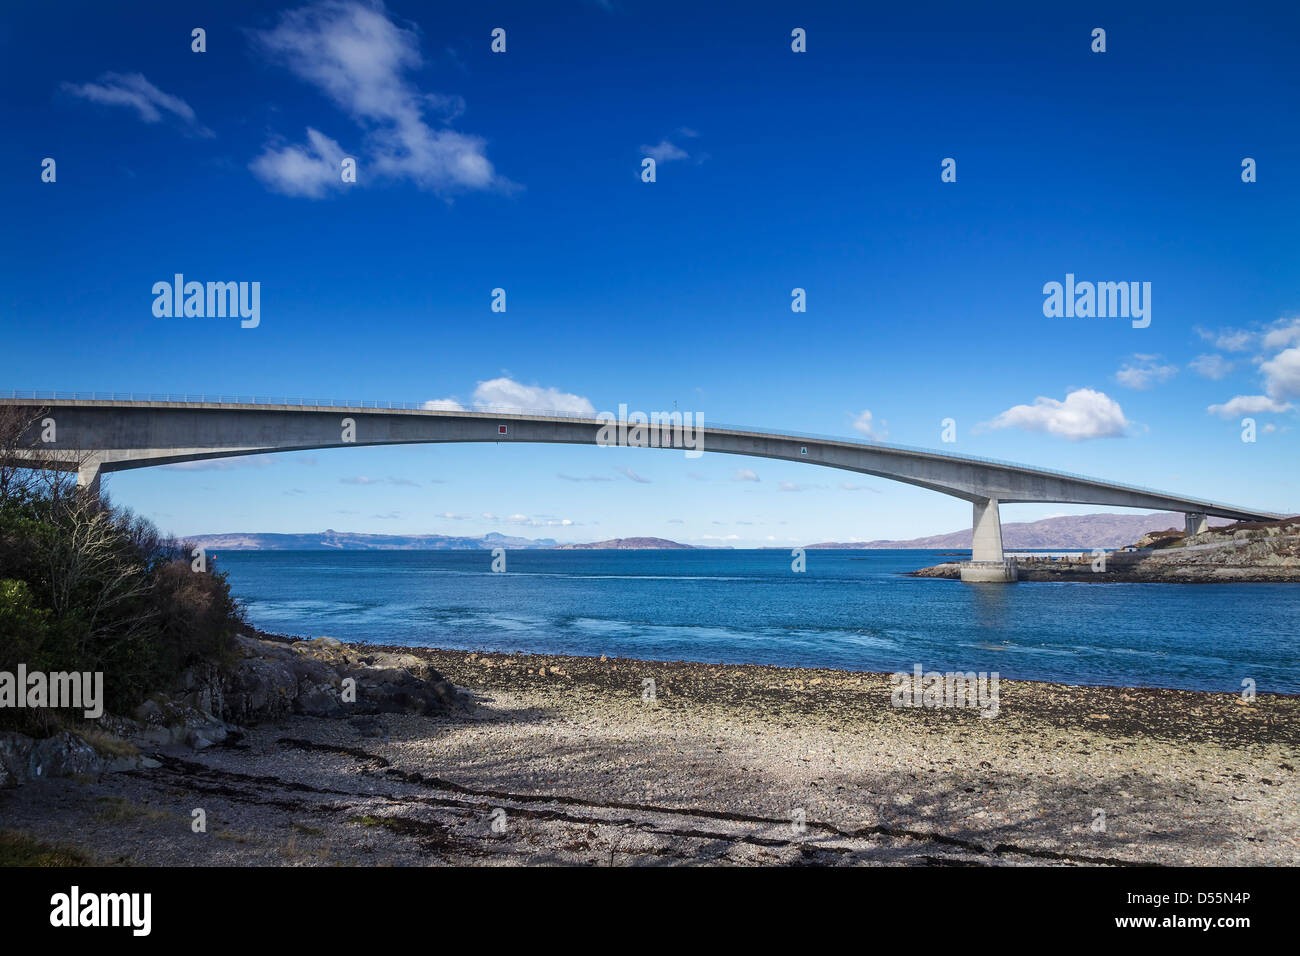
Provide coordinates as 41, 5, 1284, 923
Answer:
1, 634, 1296, 865
910, 560, 1300, 583
911, 519, 1300, 583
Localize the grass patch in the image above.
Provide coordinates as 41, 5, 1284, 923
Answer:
0, 828, 97, 866
74, 727, 140, 759
92, 795, 175, 824
279, 835, 330, 861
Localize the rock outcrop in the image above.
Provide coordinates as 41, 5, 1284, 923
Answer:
220, 634, 463, 722
0, 634, 463, 787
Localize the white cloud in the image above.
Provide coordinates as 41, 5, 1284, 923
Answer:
1262, 347, 1300, 400
471, 377, 594, 415
61, 72, 213, 137
250, 0, 507, 196
732, 469, 760, 482
422, 378, 593, 415
1188, 354, 1233, 380
249, 127, 347, 198
1115, 354, 1177, 389
505, 513, 575, 528
851, 409, 888, 440
616, 466, 650, 484
986, 388, 1129, 440
422, 397, 466, 411
1262, 317, 1300, 350
1207, 395, 1294, 418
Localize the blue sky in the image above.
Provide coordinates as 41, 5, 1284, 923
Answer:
2, 0, 1297, 545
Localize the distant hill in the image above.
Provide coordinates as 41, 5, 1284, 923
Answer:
185, 530, 559, 551
805, 512, 1235, 551
554, 537, 696, 550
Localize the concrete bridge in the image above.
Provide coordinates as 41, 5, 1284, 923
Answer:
1, 393, 1285, 583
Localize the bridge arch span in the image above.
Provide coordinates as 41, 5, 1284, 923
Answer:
2, 397, 1285, 583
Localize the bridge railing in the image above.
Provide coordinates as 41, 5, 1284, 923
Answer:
0, 388, 1273, 515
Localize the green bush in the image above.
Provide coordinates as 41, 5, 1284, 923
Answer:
0, 480, 244, 732
0, 578, 49, 667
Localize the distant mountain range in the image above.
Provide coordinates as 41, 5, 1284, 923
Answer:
804, 511, 1234, 551
184, 531, 699, 551
185, 530, 560, 551
183, 511, 1240, 553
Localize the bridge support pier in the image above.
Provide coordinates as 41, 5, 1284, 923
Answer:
77, 457, 103, 498
1185, 512, 1209, 537
960, 497, 1018, 583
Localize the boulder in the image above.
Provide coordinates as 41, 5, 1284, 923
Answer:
0, 730, 153, 787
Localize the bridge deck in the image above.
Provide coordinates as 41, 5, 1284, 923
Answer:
0, 391, 1286, 522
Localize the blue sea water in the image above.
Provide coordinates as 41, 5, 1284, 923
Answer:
214, 549, 1300, 694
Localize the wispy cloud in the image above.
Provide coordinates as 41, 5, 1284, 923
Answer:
732, 468, 760, 482
641, 139, 688, 163
162, 454, 273, 471
61, 72, 213, 137
1115, 354, 1177, 390
1195, 326, 1255, 352
341, 475, 421, 486
615, 466, 650, 483
1207, 395, 1293, 418
1188, 354, 1233, 380
839, 481, 880, 493
249, 0, 510, 197
639, 127, 702, 165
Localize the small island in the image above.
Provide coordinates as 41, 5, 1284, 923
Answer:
552, 537, 697, 550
